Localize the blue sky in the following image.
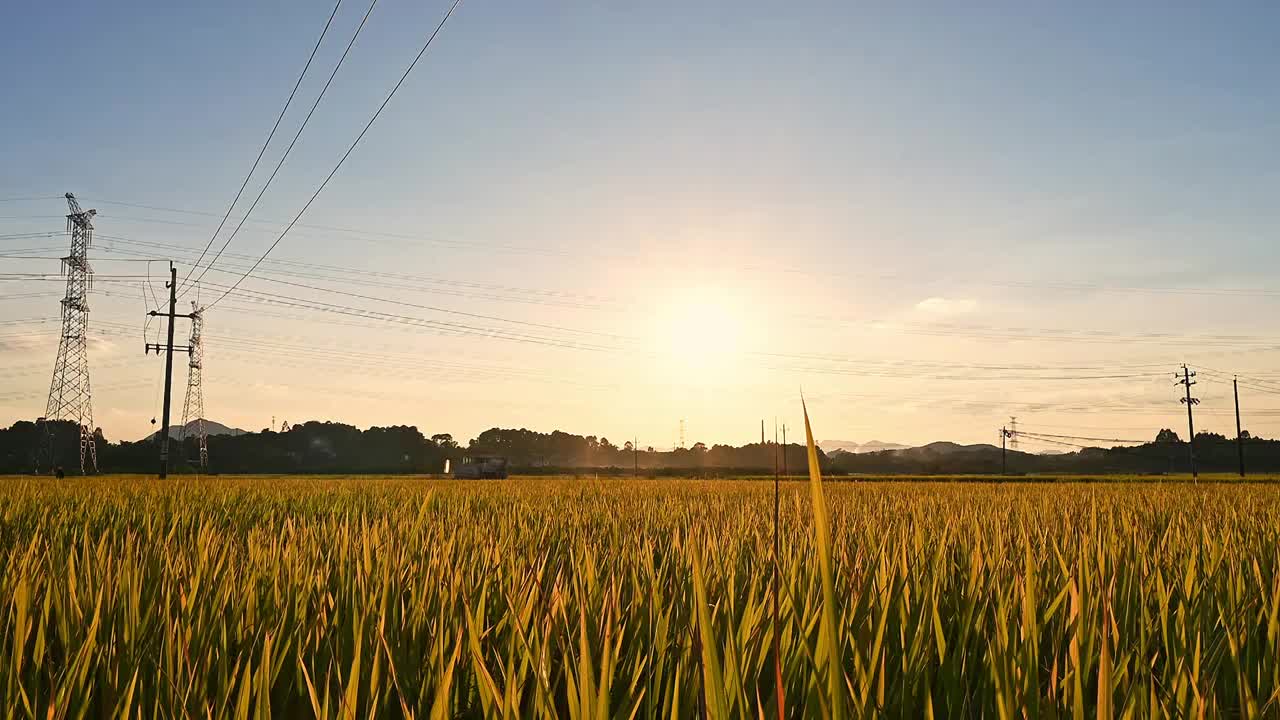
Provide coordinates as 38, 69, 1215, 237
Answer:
3, 1, 1279, 448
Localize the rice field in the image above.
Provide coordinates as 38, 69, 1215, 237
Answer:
3, 473, 1280, 718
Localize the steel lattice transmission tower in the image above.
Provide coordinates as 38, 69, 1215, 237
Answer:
179, 302, 208, 470
43, 193, 99, 473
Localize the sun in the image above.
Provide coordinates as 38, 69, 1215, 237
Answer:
651, 285, 750, 381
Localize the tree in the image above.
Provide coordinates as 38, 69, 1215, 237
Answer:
691, 441, 707, 453
1155, 429, 1180, 444
431, 433, 458, 449
623, 440, 633, 452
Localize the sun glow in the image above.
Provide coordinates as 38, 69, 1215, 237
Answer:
651, 285, 751, 382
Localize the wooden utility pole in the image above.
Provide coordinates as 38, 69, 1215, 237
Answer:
1000, 426, 1007, 475
1177, 364, 1199, 482
781, 424, 787, 478
145, 265, 194, 479
1234, 376, 1245, 478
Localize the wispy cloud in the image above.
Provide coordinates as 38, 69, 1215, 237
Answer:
88, 336, 118, 356
916, 297, 978, 315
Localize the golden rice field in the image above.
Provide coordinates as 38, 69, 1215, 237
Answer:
3, 473, 1280, 718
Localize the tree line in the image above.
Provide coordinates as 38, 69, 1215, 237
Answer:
2, 420, 1278, 476
0, 421, 820, 476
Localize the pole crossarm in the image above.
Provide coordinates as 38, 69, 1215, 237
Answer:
145, 343, 193, 354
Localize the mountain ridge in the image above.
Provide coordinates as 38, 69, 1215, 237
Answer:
142, 418, 247, 442
820, 439, 913, 454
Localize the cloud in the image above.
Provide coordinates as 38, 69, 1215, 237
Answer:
88, 336, 118, 356
916, 297, 978, 315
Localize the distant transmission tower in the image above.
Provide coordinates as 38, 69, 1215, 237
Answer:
178, 302, 208, 470
678, 418, 686, 450
43, 193, 99, 473
1008, 416, 1019, 450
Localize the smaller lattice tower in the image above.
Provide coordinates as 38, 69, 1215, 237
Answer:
178, 302, 208, 470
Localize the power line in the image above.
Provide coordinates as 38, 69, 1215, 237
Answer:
90, 201, 572, 258
0, 231, 64, 240
205, 270, 629, 339
86, 316, 616, 390
180, 0, 345, 291
0, 247, 69, 256
48, 194, 1280, 301
1015, 430, 1148, 444
1197, 366, 1280, 394
99, 235, 614, 309
185, 0, 380, 294
205, 0, 463, 309
1227, 379, 1280, 397
0, 316, 59, 326
0, 273, 156, 280
757, 360, 1169, 382
202, 339, 613, 389
1018, 421, 1160, 431
752, 350, 1174, 372
1015, 435, 1086, 450
0, 291, 61, 302
0, 254, 165, 263
851, 320, 1280, 348
198, 280, 619, 352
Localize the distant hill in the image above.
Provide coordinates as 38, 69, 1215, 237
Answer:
910, 441, 1002, 455
860, 440, 912, 453
825, 432, 1280, 475
142, 419, 247, 442
820, 439, 912, 454
830, 441, 1023, 474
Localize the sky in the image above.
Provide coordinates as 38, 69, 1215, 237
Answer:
3, 1, 1280, 451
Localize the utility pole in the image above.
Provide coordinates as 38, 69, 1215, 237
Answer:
1234, 376, 1245, 478
781, 423, 788, 478
1000, 426, 1008, 475
633, 436, 638, 477
145, 265, 194, 479
1177, 364, 1200, 482
43, 193, 99, 474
